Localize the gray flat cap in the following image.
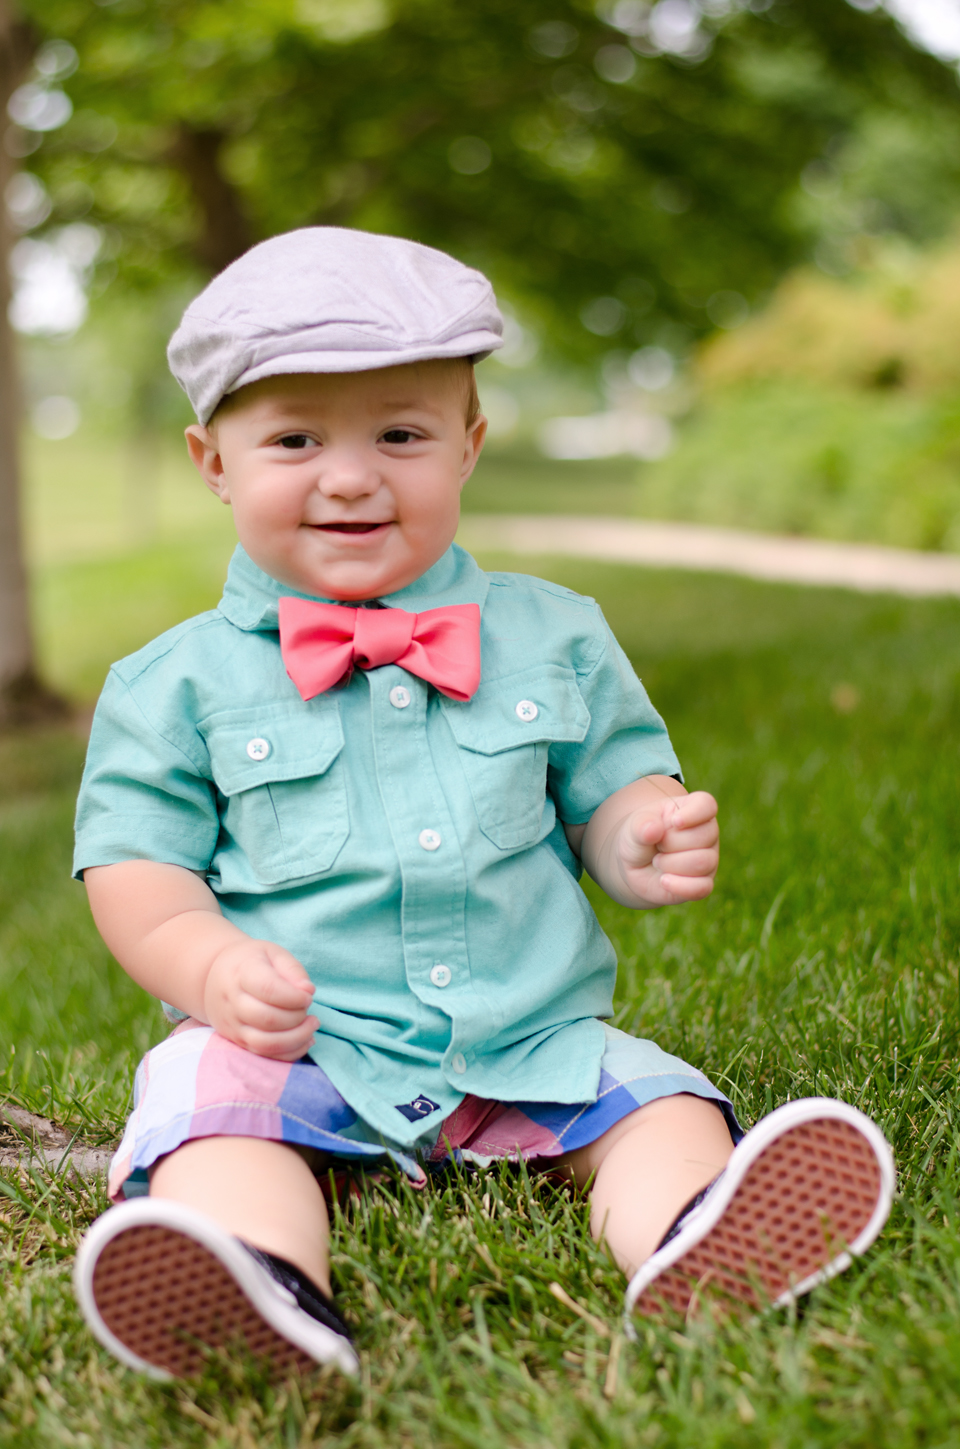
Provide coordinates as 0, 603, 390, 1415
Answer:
168, 227, 504, 423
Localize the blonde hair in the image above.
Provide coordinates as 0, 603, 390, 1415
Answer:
450, 356, 481, 426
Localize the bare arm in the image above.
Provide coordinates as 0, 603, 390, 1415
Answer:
84, 860, 319, 1061
564, 774, 719, 909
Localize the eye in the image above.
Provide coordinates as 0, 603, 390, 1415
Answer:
278, 433, 313, 449
381, 428, 418, 445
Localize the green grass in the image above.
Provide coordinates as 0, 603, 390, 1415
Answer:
21, 433, 235, 569
2, 549, 960, 1444
34, 537, 237, 702
464, 447, 641, 518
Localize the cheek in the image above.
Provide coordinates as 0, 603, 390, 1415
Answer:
398, 473, 462, 532
235, 478, 307, 532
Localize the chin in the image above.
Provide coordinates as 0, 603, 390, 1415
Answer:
286, 544, 432, 601
270, 556, 385, 602
312, 571, 391, 602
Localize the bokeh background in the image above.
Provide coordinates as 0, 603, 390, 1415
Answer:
5, 0, 960, 703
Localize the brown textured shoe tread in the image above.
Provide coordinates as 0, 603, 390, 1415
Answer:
635, 1117, 883, 1318
91, 1224, 317, 1378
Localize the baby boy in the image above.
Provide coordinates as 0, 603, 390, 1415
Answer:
72, 229, 893, 1380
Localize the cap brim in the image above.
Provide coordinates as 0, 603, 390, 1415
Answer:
215, 335, 503, 416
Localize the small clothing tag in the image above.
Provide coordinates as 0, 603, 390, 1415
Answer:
395, 1094, 441, 1123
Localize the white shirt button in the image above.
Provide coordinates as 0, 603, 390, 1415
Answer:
451, 1052, 467, 1074
430, 963, 452, 988
418, 828, 442, 851
389, 685, 412, 709
246, 737, 271, 761
515, 699, 539, 722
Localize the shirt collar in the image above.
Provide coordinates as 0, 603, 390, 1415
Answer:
217, 542, 489, 632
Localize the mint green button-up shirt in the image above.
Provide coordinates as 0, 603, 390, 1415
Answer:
74, 544, 681, 1146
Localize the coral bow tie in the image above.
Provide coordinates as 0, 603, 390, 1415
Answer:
277, 598, 481, 702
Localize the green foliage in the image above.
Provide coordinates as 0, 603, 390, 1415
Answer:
18, 0, 960, 359
792, 106, 960, 266
20, 290, 195, 442
698, 245, 960, 393
638, 243, 960, 549
636, 379, 960, 550
2, 552, 960, 1443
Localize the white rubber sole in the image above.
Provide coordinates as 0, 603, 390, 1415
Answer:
74, 1198, 359, 1380
624, 1097, 895, 1325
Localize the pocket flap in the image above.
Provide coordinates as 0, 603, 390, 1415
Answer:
440, 665, 590, 755
198, 701, 345, 796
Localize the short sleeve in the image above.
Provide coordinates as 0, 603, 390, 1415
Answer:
546, 605, 681, 824
73, 668, 219, 879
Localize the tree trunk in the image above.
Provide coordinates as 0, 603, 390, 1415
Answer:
169, 125, 252, 275
0, 3, 30, 692
0, 1, 65, 725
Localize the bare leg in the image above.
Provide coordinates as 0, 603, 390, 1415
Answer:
557, 1094, 735, 1278
150, 1136, 332, 1297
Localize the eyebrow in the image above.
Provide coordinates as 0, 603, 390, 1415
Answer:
376, 399, 445, 415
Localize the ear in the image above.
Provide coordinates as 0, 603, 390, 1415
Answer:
185, 424, 231, 503
458, 413, 488, 490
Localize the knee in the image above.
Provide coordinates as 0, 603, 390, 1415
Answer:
632, 1093, 730, 1133
564, 1094, 732, 1186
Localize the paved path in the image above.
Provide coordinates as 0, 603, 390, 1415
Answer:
457, 515, 960, 598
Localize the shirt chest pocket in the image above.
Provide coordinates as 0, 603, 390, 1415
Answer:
440, 666, 590, 850
199, 702, 348, 885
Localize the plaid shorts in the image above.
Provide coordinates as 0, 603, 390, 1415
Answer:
110, 1020, 741, 1201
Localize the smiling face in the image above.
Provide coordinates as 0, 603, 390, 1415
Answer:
185, 362, 487, 601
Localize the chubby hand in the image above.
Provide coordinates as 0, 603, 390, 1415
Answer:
616, 790, 719, 907
202, 937, 319, 1061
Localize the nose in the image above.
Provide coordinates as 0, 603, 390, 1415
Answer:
315, 444, 379, 500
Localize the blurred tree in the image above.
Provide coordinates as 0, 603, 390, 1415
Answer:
3, 0, 960, 709
0, 0, 30, 712
24, 0, 960, 349
0, 0, 67, 722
